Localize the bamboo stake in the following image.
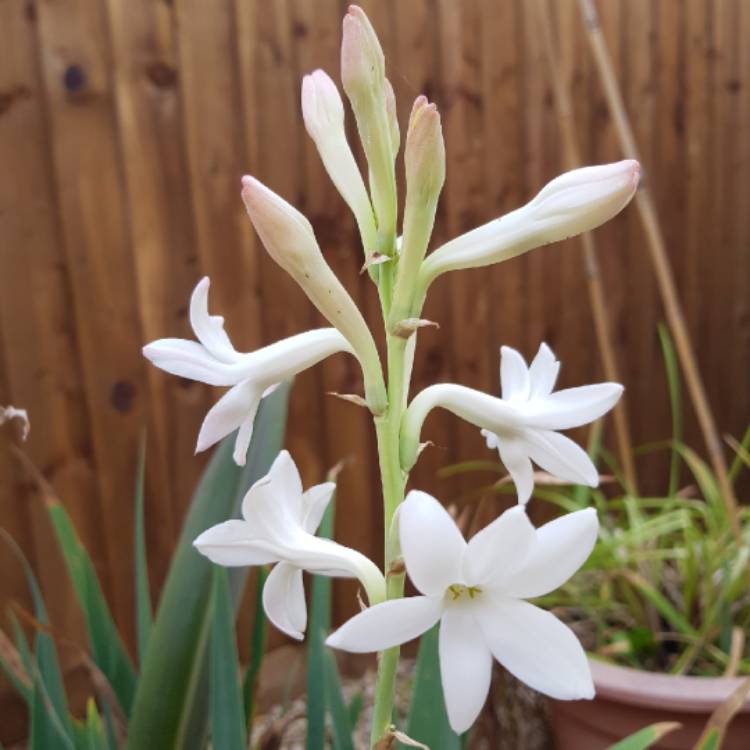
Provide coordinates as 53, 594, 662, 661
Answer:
578, 0, 742, 543
532, 0, 639, 493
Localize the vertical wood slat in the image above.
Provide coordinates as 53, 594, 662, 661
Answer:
1, 3, 749, 727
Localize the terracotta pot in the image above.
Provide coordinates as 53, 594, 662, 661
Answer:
549, 660, 750, 749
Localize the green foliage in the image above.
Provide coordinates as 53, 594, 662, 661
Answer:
45, 500, 136, 715
133, 435, 152, 665
242, 566, 268, 729
606, 722, 680, 750
126, 382, 288, 749
209, 568, 246, 750
0, 382, 288, 749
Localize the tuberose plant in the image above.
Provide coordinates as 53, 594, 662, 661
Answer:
142, 5, 640, 746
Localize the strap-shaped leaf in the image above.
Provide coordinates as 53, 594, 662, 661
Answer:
126, 382, 289, 750
209, 567, 246, 750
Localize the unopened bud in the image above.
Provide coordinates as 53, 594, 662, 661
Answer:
241, 176, 387, 414
419, 159, 640, 290
301, 69, 376, 253
384, 77, 400, 159
341, 5, 397, 245
388, 96, 445, 328
341, 5, 385, 101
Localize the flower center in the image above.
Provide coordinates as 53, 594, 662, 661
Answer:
447, 584, 482, 601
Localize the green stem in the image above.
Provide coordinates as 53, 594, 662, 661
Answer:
369, 333, 408, 747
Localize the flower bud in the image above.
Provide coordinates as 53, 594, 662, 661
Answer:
419, 159, 640, 290
241, 176, 387, 414
341, 5, 397, 245
388, 97, 445, 328
384, 77, 400, 159
301, 70, 377, 254
341, 5, 385, 101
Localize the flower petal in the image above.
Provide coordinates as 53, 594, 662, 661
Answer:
233, 410, 258, 467
301, 482, 336, 534
503, 508, 598, 599
493, 434, 535, 505
326, 596, 443, 653
241, 450, 304, 534
523, 383, 624, 430
500, 346, 530, 401
262, 562, 306, 640
462, 505, 535, 587
143, 338, 250, 386
528, 343, 560, 398
522, 429, 598, 487
196, 380, 262, 455
400, 491, 465, 595
439, 608, 493, 733
189, 277, 238, 363
478, 597, 594, 700
193, 520, 277, 566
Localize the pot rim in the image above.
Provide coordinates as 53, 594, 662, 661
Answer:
589, 658, 750, 714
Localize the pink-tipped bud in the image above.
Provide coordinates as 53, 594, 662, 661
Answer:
341, 5, 385, 104
241, 176, 387, 414
405, 96, 445, 202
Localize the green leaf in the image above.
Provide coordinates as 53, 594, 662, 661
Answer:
242, 566, 268, 729
209, 567, 246, 750
1, 530, 72, 745
347, 692, 363, 732
306, 498, 334, 750
84, 698, 110, 750
324, 650, 355, 750
693, 729, 720, 750
126, 382, 289, 750
658, 323, 683, 496
133, 434, 152, 664
405, 624, 460, 750
45, 500, 136, 715
606, 721, 681, 750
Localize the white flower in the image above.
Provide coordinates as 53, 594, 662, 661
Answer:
419, 160, 640, 289
194, 451, 385, 640
143, 277, 354, 466
400, 343, 623, 503
327, 491, 597, 733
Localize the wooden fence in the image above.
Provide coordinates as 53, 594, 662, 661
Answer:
1, 0, 749, 733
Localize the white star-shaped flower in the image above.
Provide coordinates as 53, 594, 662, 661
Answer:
327, 490, 596, 732
401, 343, 623, 503
194, 451, 385, 640
143, 277, 353, 465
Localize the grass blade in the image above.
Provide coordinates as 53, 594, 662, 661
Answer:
306, 497, 335, 750
692, 677, 750, 749
45, 499, 136, 715
209, 567, 246, 750
1, 530, 71, 743
606, 721, 681, 750
324, 650, 355, 750
133, 434, 152, 664
242, 566, 268, 729
126, 382, 289, 750
658, 323, 683, 496
405, 624, 460, 750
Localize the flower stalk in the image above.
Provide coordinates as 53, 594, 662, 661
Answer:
143, 4, 640, 745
